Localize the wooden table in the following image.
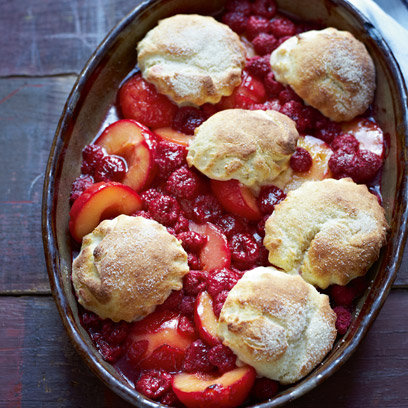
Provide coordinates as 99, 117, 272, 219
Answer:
0, 1, 407, 407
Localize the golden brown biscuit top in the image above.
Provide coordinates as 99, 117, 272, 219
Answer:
187, 109, 299, 189
218, 267, 337, 384
264, 178, 388, 288
72, 215, 188, 322
137, 14, 246, 106
270, 27, 375, 122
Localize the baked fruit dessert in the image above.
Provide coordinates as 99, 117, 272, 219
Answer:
270, 27, 376, 122
68, 1, 390, 407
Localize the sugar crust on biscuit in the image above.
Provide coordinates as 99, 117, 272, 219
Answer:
270, 27, 375, 122
218, 267, 337, 384
72, 215, 188, 322
137, 14, 246, 106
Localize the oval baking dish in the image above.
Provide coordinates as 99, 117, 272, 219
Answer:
42, 0, 408, 406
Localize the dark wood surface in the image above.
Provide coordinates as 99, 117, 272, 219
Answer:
0, 1, 407, 407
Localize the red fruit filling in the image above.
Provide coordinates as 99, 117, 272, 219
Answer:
252, 33, 278, 55
269, 17, 296, 37
215, 214, 247, 238
135, 369, 172, 400
329, 284, 357, 307
222, 12, 248, 34
264, 72, 284, 97
182, 340, 214, 373
178, 231, 208, 253
148, 194, 180, 226
141, 344, 185, 372
127, 339, 149, 365
246, 55, 271, 78
81, 144, 105, 176
225, 0, 252, 15
331, 133, 360, 153
119, 74, 177, 128
315, 119, 342, 144
140, 188, 161, 209
352, 150, 382, 183
192, 194, 223, 223
213, 290, 229, 317
246, 15, 271, 40
70, 174, 94, 203
251, 0, 277, 18
207, 268, 240, 299
173, 106, 206, 135
94, 155, 127, 182
155, 140, 188, 178
278, 87, 301, 104
229, 233, 260, 269
188, 253, 203, 270
166, 167, 202, 199
208, 344, 237, 374
290, 147, 313, 173
333, 306, 352, 335
257, 185, 286, 214
180, 295, 197, 317
178, 316, 196, 338
251, 378, 279, 400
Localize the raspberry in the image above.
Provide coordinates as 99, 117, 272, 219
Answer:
166, 167, 201, 199
158, 290, 183, 312
182, 340, 214, 373
330, 284, 357, 307
351, 150, 382, 183
94, 336, 123, 363
173, 106, 206, 135
70, 174, 94, 203
135, 369, 172, 400
222, 12, 247, 34
188, 253, 202, 270
192, 194, 223, 223
331, 134, 360, 153
180, 295, 196, 317
215, 214, 247, 238
173, 215, 190, 233
328, 150, 358, 180
178, 315, 196, 337
183, 270, 208, 296
93, 155, 127, 182
142, 344, 185, 372
148, 194, 180, 226
257, 243, 270, 266
178, 231, 207, 253
160, 390, 179, 406
297, 106, 316, 133
119, 74, 177, 128
251, 99, 281, 111
81, 144, 105, 176
103, 320, 130, 345
132, 210, 152, 219
208, 344, 236, 373
290, 147, 313, 173
140, 188, 162, 209
246, 15, 270, 40
229, 233, 260, 269
213, 290, 229, 317
225, 0, 252, 15
252, 33, 278, 55
264, 72, 284, 97
256, 214, 270, 236
279, 100, 303, 123
81, 310, 102, 329
155, 140, 188, 178
251, 378, 279, 400
127, 339, 149, 365
315, 119, 342, 144
278, 87, 301, 104
276, 35, 292, 46
207, 268, 240, 299
257, 185, 286, 214
251, 0, 277, 18
201, 103, 218, 119
269, 17, 296, 38
246, 55, 271, 78
333, 306, 352, 335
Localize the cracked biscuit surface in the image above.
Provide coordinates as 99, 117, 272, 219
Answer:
137, 14, 246, 106
218, 267, 336, 384
72, 215, 188, 322
264, 178, 388, 289
187, 109, 299, 189
270, 27, 375, 122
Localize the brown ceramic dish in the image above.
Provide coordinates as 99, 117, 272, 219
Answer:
42, 0, 408, 406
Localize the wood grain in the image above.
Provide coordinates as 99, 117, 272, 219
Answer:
0, 292, 406, 408
0, 0, 132, 76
